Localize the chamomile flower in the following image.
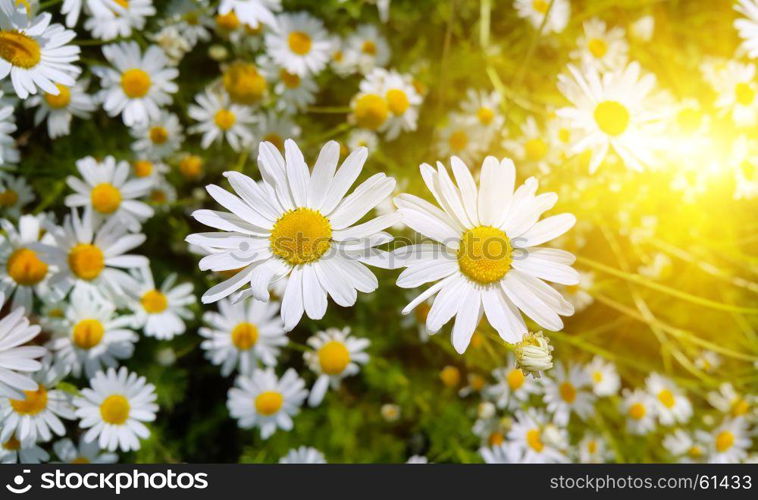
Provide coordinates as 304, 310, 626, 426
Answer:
0, 214, 55, 311
74, 366, 158, 452
303, 327, 369, 407
708, 418, 752, 463
94, 42, 179, 127
218, 0, 280, 30
346, 129, 379, 152
694, 350, 722, 374
262, 60, 317, 113
735, 0, 758, 58
85, 0, 156, 41
707, 383, 755, 419
185, 139, 399, 331
480, 442, 522, 463
584, 356, 619, 397
227, 368, 308, 439
460, 88, 504, 137
0, 175, 34, 217
504, 116, 551, 174
645, 373, 692, 426
264, 12, 332, 76
663, 429, 709, 463
542, 362, 595, 426
343, 24, 390, 75
364, 68, 422, 140
53, 436, 118, 464
49, 287, 138, 378
578, 434, 612, 463
0, 1, 81, 99
0, 436, 48, 463
485, 356, 540, 410
65, 155, 154, 232
199, 297, 286, 376
188, 88, 255, 151
131, 159, 169, 184
27, 79, 95, 139
255, 110, 300, 152
150, 25, 191, 65
279, 446, 326, 464
621, 388, 657, 434
508, 409, 568, 463
436, 112, 488, 163
130, 111, 184, 160
557, 62, 663, 172
168, 0, 213, 47
711, 61, 758, 127
127, 266, 195, 341
146, 175, 177, 207
0, 300, 46, 399
395, 156, 578, 353
514, 0, 570, 34
571, 19, 628, 70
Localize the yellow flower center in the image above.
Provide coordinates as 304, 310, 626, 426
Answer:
10, 386, 47, 415
214, 109, 236, 130
657, 389, 675, 409
526, 428, 544, 452
44, 84, 71, 109
588, 37, 608, 58
469, 374, 486, 391
506, 368, 525, 390
179, 154, 203, 179
231, 322, 258, 350
457, 226, 512, 285
688, 445, 703, 459
215, 11, 240, 30
730, 398, 749, 417
2, 436, 20, 451
448, 130, 469, 152
628, 402, 646, 420
223, 62, 267, 104
361, 40, 377, 55
269, 208, 332, 266
263, 133, 284, 151
354, 93, 389, 130
68, 243, 105, 281
488, 431, 505, 446
477, 107, 494, 125
676, 107, 702, 133
113, 0, 128, 7
386, 89, 410, 115
735, 82, 755, 106
0, 30, 41, 68
141, 289, 168, 313
71, 457, 90, 464
120, 68, 151, 98
558, 127, 570, 143
90, 183, 122, 214
279, 69, 300, 89
133, 160, 153, 177
72, 319, 105, 350
587, 440, 598, 454
254, 391, 283, 416
559, 381, 577, 403
332, 50, 343, 62
594, 100, 630, 136
592, 371, 603, 383
150, 189, 167, 203
439, 365, 461, 387
288, 31, 312, 55
149, 126, 169, 144
318, 340, 351, 375
532, 0, 549, 14
100, 395, 130, 425
524, 138, 547, 162
715, 430, 734, 452
7, 247, 48, 286
0, 189, 18, 207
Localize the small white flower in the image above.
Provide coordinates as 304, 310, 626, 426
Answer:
0, 175, 34, 218
264, 12, 332, 76
0, 436, 48, 463
188, 88, 255, 151
708, 418, 752, 464
279, 446, 326, 464
84, 0, 156, 41
303, 327, 369, 407
542, 362, 595, 426
27, 79, 96, 139
130, 111, 184, 160
584, 356, 620, 397
645, 373, 692, 426
621, 388, 657, 435
126, 266, 195, 341
53, 436, 118, 464
508, 409, 568, 463
485, 356, 540, 410
513, 0, 570, 34
343, 24, 391, 75
0, 296, 46, 399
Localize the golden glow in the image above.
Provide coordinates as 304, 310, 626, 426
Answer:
525, 138, 548, 162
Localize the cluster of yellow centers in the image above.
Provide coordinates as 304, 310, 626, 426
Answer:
457, 226, 513, 285
68, 243, 105, 281
73, 319, 104, 350
223, 62, 267, 105
214, 109, 236, 131
657, 389, 676, 409
100, 395, 130, 425
91, 183, 122, 214
559, 381, 577, 403
594, 100, 630, 136
506, 368, 525, 391
318, 341, 350, 375
526, 428, 544, 452
44, 84, 71, 109
627, 402, 647, 420
7, 247, 47, 286
0, 30, 41, 69
587, 38, 608, 58
269, 207, 332, 265
254, 391, 283, 416
133, 160, 153, 178
149, 126, 169, 144
231, 322, 258, 350
715, 430, 735, 453
141, 289, 168, 314
121, 68, 151, 99
10, 386, 48, 415
735, 82, 755, 106
0, 189, 18, 207
287, 31, 312, 55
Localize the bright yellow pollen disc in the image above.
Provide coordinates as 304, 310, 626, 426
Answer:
7, 247, 48, 286
507, 368, 525, 390
214, 109, 236, 130
223, 62, 267, 105
354, 94, 389, 130
592, 371, 603, 383
448, 130, 469, 152
73, 319, 105, 350
526, 428, 544, 452
318, 341, 350, 375
386, 89, 410, 115
3, 436, 20, 451
525, 138, 547, 162
215, 11, 240, 30
532, 0, 549, 14
657, 389, 675, 408
133, 160, 153, 177
44, 84, 71, 109
288, 31, 312, 55
91, 183, 122, 214
255, 391, 283, 416
477, 107, 494, 125
688, 446, 703, 459
588, 37, 608, 58
231, 322, 258, 350
149, 126, 169, 144
121, 68, 151, 98
0, 189, 18, 207
0, 30, 41, 68
488, 431, 504, 446
628, 402, 646, 420
735, 82, 755, 106
10, 386, 48, 415
594, 100, 630, 136
279, 69, 300, 89
587, 440, 598, 454
715, 431, 734, 452
457, 226, 512, 285
439, 365, 460, 387
100, 395, 130, 425
559, 382, 577, 403
270, 207, 332, 266
361, 40, 377, 55
263, 133, 285, 151
141, 289, 168, 313
731, 398, 749, 417
179, 154, 203, 178
68, 243, 105, 281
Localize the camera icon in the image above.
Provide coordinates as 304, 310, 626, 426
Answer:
5, 469, 32, 494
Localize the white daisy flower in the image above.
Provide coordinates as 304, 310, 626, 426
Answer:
711, 60, 758, 127
261, 58, 318, 113
53, 436, 118, 464
585, 356, 620, 397
0, 175, 34, 218
578, 434, 612, 463
199, 297, 286, 377
394, 156, 578, 353
328, 36, 353, 77
264, 12, 332, 76
346, 129, 379, 152
188, 88, 255, 151
663, 429, 709, 463
126, 266, 195, 341
436, 112, 489, 163
146, 175, 177, 208
645, 373, 692, 426
49, 287, 138, 378
27, 79, 95, 139
74, 366, 158, 452
227, 368, 308, 439
480, 442, 522, 463
185, 139, 399, 331
0, 299, 46, 399
694, 350, 722, 374
621, 388, 657, 435
84, 0, 156, 41
460, 88, 504, 137
735, 0, 758, 58
0, 435, 48, 463
513, 0, 570, 34
503, 116, 552, 174
484, 356, 540, 410
707, 383, 755, 419
542, 362, 595, 426
94, 42, 179, 127
0, 214, 55, 311
150, 25, 191, 65
168, 0, 213, 47
254, 111, 300, 153
508, 409, 568, 463
131, 158, 169, 184
343, 24, 391, 75
218, 0, 280, 30
708, 418, 752, 464
65, 155, 154, 232
279, 446, 326, 464
0, 1, 80, 99
130, 111, 184, 160
356, 68, 422, 140
303, 327, 369, 407
570, 19, 628, 71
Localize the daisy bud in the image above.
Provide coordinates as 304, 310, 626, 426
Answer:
156, 347, 176, 366
514, 331, 554, 377
477, 401, 496, 420
381, 404, 401, 422
209, 44, 229, 61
